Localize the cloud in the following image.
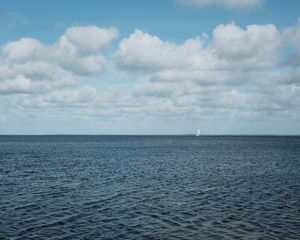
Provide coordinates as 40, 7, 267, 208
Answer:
20, 85, 98, 108
0, 26, 118, 94
113, 21, 300, 123
211, 22, 281, 69
60, 26, 118, 55
1, 21, 300, 134
115, 22, 281, 76
115, 29, 217, 72
175, 0, 264, 11
283, 20, 300, 66
57, 26, 118, 75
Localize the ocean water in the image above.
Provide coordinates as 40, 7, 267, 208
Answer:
0, 135, 300, 239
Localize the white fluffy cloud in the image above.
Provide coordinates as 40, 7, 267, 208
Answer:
1, 21, 300, 134
176, 0, 264, 11
0, 26, 118, 93
115, 29, 216, 72
211, 23, 281, 69
57, 26, 118, 75
113, 21, 300, 123
115, 22, 281, 76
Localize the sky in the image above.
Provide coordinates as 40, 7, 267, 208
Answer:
0, 0, 300, 135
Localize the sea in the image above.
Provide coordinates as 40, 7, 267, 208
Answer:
0, 135, 299, 239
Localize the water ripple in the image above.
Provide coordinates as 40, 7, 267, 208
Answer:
0, 136, 300, 239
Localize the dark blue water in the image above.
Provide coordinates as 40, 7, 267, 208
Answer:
1, 136, 300, 239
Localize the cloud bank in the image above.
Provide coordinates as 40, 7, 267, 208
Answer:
0, 26, 118, 93
1, 21, 300, 134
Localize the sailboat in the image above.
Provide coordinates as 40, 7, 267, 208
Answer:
196, 129, 201, 136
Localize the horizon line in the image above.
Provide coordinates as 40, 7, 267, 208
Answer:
0, 134, 300, 137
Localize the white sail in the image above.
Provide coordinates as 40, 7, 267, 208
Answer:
196, 129, 200, 136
